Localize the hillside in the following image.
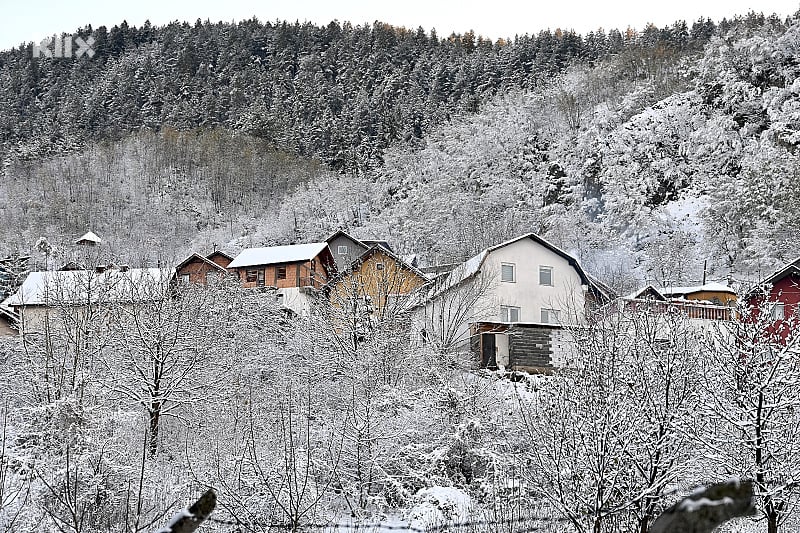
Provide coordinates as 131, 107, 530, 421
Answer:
0, 11, 795, 285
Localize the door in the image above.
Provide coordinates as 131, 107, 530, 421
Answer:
481, 333, 497, 370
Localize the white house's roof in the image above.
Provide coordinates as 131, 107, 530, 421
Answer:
228, 243, 329, 269
75, 231, 102, 244
4, 268, 172, 307
661, 282, 736, 296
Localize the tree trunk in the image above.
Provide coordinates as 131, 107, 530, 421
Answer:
148, 402, 161, 456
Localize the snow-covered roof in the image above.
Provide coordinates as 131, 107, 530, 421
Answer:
624, 284, 667, 301
660, 282, 736, 296
228, 242, 329, 269
75, 231, 102, 244
761, 256, 800, 286
175, 253, 229, 272
4, 268, 172, 307
447, 250, 488, 289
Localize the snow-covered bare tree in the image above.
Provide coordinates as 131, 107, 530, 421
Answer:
415, 267, 495, 357
518, 307, 705, 533
107, 273, 234, 457
700, 304, 800, 533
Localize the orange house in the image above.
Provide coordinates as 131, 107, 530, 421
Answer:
326, 245, 429, 321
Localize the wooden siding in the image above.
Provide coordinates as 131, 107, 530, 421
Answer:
233, 257, 329, 289
328, 249, 427, 316
684, 290, 737, 306
747, 273, 800, 342
207, 253, 232, 269
176, 257, 226, 285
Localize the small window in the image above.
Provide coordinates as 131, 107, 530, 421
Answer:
245, 270, 258, 283
541, 308, 560, 324
376, 262, 385, 271
338, 245, 348, 255
500, 305, 520, 322
539, 266, 553, 286
277, 266, 287, 280
501, 263, 516, 283
770, 302, 785, 320
178, 273, 190, 285
257, 269, 265, 287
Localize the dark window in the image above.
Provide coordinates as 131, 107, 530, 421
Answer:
501, 263, 515, 283
245, 270, 258, 282
539, 266, 553, 286
277, 266, 287, 280
376, 262, 385, 271
257, 269, 265, 287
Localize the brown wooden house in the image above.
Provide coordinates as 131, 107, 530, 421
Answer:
174, 251, 234, 286
227, 243, 335, 289
227, 243, 336, 316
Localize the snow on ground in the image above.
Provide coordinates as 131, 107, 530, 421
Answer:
407, 486, 473, 529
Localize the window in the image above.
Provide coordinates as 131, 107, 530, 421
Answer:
500, 305, 520, 322
501, 263, 516, 283
277, 266, 287, 280
338, 245, 348, 255
376, 262, 385, 271
541, 308, 560, 324
245, 270, 258, 283
539, 266, 553, 286
178, 273, 190, 285
770, 302, 785, 320
257, 269, 265, 287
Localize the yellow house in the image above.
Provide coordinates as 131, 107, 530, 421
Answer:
326, 245, 429, 323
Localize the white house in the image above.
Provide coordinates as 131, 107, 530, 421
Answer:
3, 266, 173, 335
416, 233, 612, 371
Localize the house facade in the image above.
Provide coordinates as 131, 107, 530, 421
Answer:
745, 258, 800, 342
327, 245, 429, 325
227, 243, 336, 316
416, 233, 611, 371
326, 230, 393, 274
175, 251, 233, 286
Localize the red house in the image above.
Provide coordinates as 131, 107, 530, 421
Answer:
745, 257, 800, 342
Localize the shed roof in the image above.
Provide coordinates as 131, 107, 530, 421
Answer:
660, 282, 736, 297
228, 242, 329, 269
75, 231, 102, 244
